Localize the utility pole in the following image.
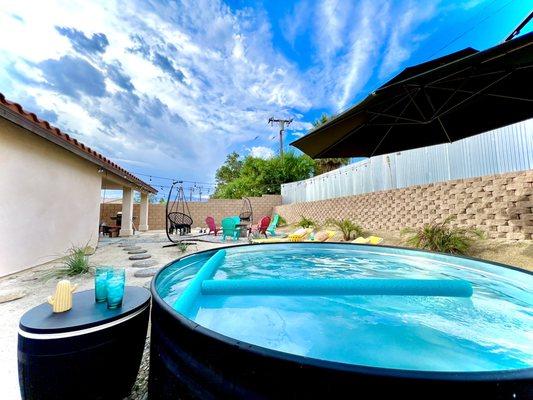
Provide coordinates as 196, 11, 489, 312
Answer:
268, 117, 293, 157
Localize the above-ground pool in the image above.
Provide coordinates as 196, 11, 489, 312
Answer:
149, 243, 533, 399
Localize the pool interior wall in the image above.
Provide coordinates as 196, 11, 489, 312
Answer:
150, 243, 533, 399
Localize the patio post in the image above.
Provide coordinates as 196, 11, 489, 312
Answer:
120, 187, 134, 236
139, 192, 149, 231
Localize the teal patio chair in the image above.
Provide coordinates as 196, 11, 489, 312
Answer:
266, 214, 280, 236
221, 217, 240, 241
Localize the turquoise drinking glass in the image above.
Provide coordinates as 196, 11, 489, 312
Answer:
106, 268, 126, 309
94, 267, 111, 303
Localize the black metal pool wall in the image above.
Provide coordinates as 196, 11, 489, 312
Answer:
148, 286, 533, 399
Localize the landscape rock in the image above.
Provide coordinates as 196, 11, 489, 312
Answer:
128, 249, 148, 254
131, 260, 158, 268
134, 267, 161, 277
0, 290, 27, 304
129, 254, 152, 260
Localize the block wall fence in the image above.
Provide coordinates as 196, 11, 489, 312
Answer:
274, 170, 533, 240
100, 195, 282, 230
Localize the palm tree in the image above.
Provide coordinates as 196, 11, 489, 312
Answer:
312, 114, 350, 175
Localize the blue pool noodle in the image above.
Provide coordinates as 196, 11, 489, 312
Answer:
173, 249, 226, 315
201, 278, 473, 298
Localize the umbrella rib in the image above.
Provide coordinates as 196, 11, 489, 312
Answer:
371, 99, 413, 157
366, 110, 424, 123
425, 85, 533, 102
430, 69, 506, 85
433, 70, 513, 120
437, 117, 452, 143
314, 91, 413, 158
403, 86, 426, 121
432, 74, 472, 117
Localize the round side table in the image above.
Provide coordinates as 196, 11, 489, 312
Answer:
18, 286, 151, 400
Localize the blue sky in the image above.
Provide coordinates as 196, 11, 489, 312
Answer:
1, 0, 532, 199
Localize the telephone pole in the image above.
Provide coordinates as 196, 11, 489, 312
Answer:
268, 117, 293, 156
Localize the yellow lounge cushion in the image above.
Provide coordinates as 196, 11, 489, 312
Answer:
352, 236, 383, 245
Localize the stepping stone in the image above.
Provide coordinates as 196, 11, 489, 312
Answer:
132, 259, 158, 268
129, 254, 152, 260
118, 243, 130, 247
0, 290, 27, 304
134, 267, 161, 278
128, 249, 147, 254
123, 246, 141, 251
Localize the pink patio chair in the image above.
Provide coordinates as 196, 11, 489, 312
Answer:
205, 216, 219, 236
251, 216, 271, 238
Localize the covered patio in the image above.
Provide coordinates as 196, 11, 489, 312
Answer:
101, 173, 156, 237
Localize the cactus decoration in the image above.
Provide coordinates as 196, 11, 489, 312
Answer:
47, 280, 78, 313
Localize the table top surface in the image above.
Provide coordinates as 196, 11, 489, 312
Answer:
19, 286, 151, 334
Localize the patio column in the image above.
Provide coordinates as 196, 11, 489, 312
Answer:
139, 192, 149, 231
120, 187, 134, 236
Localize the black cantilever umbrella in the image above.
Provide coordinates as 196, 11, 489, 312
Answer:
291, 30, 533, 158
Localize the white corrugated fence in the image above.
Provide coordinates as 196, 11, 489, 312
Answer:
282, 119, 533, 204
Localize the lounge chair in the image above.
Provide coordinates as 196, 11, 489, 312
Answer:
221, 217, 240, 241
288, 228, 313, 242
352, 236, 383, 245
205, 216, 219, 236
313, 230, 336, 242
266, 214, 280, 236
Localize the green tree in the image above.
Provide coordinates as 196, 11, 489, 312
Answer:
213, 151, 315, 199
215, 152, 243, 187
312, 114, 350, 175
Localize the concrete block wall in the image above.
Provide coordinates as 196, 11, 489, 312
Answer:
273, 170, 533, 240
100, 195, 282, 230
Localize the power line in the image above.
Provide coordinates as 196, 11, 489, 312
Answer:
129, 171, 216, 186
427, 0, 516, 59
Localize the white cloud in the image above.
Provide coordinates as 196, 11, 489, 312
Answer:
379, 1, 439, 79
249, 146, 275, 159
0, 0, 311, 183
0, 0, 452, 184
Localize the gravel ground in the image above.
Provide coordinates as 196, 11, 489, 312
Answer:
128, 337, 150, 400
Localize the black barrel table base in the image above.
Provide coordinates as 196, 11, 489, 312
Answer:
18, 286, 151, 400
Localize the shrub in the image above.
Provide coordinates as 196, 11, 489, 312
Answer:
327, 219, 365, 241
57, 244, 91, 276
401, 216, 485, 255
278, 215, 287, 227
297, 215, 316, 229
177, 242, 189, 253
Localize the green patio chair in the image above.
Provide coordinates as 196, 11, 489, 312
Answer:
267, 214, 280, 236
221, 217, 240, 241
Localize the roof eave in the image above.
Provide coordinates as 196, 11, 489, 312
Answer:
0, 104, 157, 194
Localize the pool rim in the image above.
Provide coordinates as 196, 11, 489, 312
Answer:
151, 241, 533, 381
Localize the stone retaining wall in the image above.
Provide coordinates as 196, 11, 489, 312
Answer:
100, 195, 282, 230
274, 170, 533, 240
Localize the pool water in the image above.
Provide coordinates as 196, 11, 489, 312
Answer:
156, 243, 533, 373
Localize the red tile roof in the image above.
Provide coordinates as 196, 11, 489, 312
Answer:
0, 92, 157, 194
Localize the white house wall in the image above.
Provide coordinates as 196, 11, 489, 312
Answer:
0, 118, 101, 276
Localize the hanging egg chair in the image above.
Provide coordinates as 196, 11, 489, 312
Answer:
166, 181, 193, 243
239, 197, 253, 224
